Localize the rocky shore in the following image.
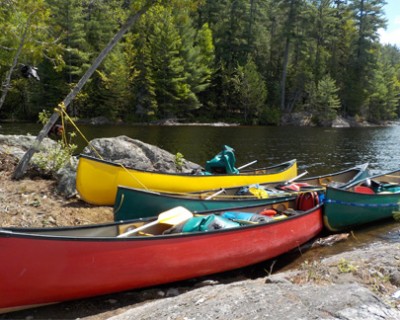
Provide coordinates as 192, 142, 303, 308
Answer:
1, 134, 400, 320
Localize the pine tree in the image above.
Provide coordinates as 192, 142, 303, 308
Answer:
344, 0, 387, 117
305, 75, 340, 124
231, 59, 267, 124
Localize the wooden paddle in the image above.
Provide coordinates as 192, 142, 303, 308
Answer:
117, 206, 193, 238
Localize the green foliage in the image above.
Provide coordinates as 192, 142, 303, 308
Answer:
35, 105, 77, 175
259, 106, 281, 125
38, 109, 51, 124
0, 0, 399, 125
174, 152, 185, 171
305, 75, 340, 124
32, 138, 77, 175
231, 59, 267, 124
337, 258, 358, 273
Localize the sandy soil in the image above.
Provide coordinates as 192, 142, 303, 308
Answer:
0, 152, 113, 228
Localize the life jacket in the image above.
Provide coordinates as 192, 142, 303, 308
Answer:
163, 214, 240, 234
236, 184, 269, 198
248, 185, 269, 199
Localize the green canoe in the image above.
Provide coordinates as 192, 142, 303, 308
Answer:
324, 168, 400, 231
113, 163, 369, 221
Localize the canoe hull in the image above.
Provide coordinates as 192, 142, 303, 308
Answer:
114, 164, 369, 220
0, 205, 322, 313
114, 187, 296, 220
324, 169, 400, 231
76, 155, 297, 205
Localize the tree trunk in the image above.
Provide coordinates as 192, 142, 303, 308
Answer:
12, 0, 157, 180
0, 12, 33, 111
280, 0, 297, 112
280, 37, 290, 111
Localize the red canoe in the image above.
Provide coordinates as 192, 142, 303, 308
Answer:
0, 197, 323, 314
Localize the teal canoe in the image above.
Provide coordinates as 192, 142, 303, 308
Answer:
114, 163, 369, 221
324, 168, 400, 231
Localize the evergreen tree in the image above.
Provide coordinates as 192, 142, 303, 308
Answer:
305, 74, 341, 124
178, 21, 215, 113
344, 0, 387, 117
367, 46, 400, 122
277, 0, 307, 112
231, 59, 267, 124
146, 5, 189, 118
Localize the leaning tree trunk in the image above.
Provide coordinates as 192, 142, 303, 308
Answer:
13, 0, 158, 180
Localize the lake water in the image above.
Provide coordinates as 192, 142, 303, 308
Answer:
1, 122, 400, 175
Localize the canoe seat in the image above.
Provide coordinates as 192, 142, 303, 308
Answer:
354, 186, 375, 194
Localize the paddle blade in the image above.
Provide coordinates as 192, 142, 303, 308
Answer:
117, 206, 193, 238
158, 206, 193, 225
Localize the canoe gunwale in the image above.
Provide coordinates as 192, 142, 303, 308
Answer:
78, 154, 297, 177
0, 202, 323, 241
115, 162, 369, 201
342, 167, 400, 189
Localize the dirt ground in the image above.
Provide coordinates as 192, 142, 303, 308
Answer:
0, 152, 113, 228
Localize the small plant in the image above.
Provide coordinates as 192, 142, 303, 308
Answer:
291, 259, 331, 284
38, 109, 51, 124
337, 258, 358, 273
174, 152, 185, 171
34, 107, 78, 175
32, 139, 77, 175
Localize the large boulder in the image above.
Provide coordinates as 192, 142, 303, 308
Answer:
0, 134, 57, 159
82, 135, 202, 173
56, 136, 203, 198
0, 134, 203, 199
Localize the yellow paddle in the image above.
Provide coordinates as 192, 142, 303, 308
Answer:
117, 206, 193, 238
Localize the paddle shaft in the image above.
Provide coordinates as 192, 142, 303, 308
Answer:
118, 220, 158, 237
237, 160, 258, 170
287, 171, 308, 184
205, 188, 225, 200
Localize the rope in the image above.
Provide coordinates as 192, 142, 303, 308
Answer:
326, 199, 400, 208
56, 102, 148, 189
56, 102, 103, 160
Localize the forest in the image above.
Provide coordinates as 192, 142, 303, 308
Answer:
0, 0, 399, 125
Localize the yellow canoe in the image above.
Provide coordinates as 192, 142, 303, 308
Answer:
76, 154, 298, 205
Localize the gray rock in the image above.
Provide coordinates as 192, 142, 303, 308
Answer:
55, 157, 79, 198
0, 134, 57, 159
332, 116, 351, 128
108, 280, 400, 320
0, 134, 203, 198
82, 135, 202, 173
56, 136, 202, 197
